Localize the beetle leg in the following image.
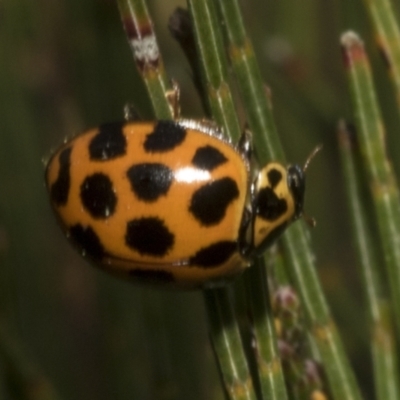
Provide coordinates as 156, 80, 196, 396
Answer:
237, 128, 253, 165
123, 103, 142, 121
165, 79, 181, 119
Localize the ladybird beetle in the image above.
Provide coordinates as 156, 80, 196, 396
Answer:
46, 116, 314, 289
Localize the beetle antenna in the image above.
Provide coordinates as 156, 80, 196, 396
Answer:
303, 144, 323, 172
300, 144, 322, 228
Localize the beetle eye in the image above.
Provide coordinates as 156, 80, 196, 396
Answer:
290, 174, 299, 188
287, 165, 305, 220
287, 145, 321, 223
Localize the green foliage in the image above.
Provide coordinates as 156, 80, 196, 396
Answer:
1, 0, 400, 399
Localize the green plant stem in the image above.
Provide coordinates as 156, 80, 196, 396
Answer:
362, 0, 400, 109
281, 224, 362, 400
213, 0, 284, 162
338, 121, 400, 400
212, 6, 289, 396
204, 289, 257, 400
341, 31, 400, 343
244, 259, 288, 400
116, 0, 173, 119
186, 0, 241, 141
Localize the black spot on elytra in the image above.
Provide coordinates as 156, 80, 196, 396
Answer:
191, 145, 228, 171
144, 120, 186, 152
69, 224, 105, 260
129, 269, 175, 283
189, 177, 239, 226
50, 147, 72, 206
267, 168, 282, 188
255, 187, 287, 221
190, 241, 237, 267
125, 217, 174, 256
127, 163, 173, 202
89, 122, 127, 160
80, 173, 117, 219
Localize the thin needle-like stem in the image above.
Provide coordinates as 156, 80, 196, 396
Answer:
338, 121, 400, 400
117, 0, 173, 119
341, 31, 400, 344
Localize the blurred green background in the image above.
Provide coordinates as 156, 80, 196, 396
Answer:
1, 0, 399, 399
